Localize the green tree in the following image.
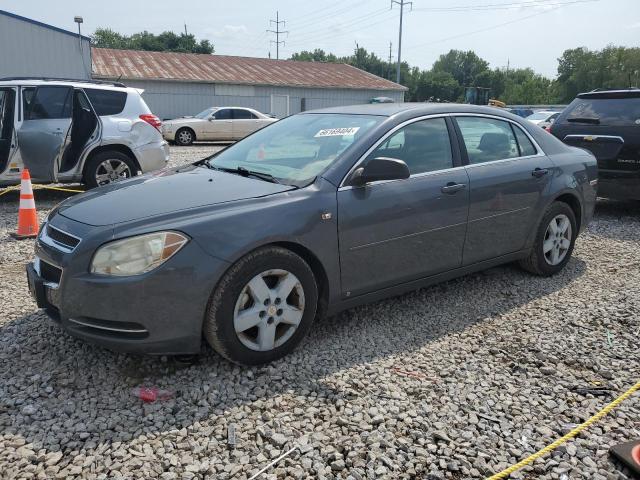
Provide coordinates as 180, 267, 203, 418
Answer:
432, 50, 489, 87
92, 28, 214, 54
290, 49, 338, 62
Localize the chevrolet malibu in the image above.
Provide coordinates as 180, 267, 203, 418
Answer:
27, 103, 597, 365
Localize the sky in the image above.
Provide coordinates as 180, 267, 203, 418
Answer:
1, 0, 639, 78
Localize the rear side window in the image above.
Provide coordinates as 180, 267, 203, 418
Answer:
368, 117, 453, 175
512, 125, 537, 156
26, 86, 71, 120
456, 117, 519, 164
84, 88, 127, 116
233, 109, 257, 119
562, 97, 640, 126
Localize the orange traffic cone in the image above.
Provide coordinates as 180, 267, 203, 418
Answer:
13, 169, 39, 239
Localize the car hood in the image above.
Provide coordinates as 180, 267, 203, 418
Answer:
57, 165, 294, 226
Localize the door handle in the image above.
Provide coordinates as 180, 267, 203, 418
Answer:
441, 182, 467, 194
532, 167, 549, 178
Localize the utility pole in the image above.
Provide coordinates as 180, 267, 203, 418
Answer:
267, 11, 288, 60
184, 23, 188, 36
388, 42, 393, 80
391, 0, 412, 84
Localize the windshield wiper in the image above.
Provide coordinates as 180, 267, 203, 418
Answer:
214, 166, 281, 184
567, 117, 600, 124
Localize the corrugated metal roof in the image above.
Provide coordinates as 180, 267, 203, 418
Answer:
92, 48, 407, 91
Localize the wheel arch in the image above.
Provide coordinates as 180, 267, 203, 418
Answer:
524, 190, 583, 251
210, 240, 331, 320
552, 191, 583, 232
176, 126, 197, 142
82, 144, 141, 175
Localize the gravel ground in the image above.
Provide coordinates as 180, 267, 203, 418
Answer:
0, 145, 639, 479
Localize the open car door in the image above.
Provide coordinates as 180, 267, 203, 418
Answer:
17, 85, 72, 182
0, 87, 17, 176
59, 89, 101, 174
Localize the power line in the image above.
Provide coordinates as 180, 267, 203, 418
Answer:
412, 0, 598, 12
391, 0, 412, 84
287, 7, 392, 45
267, 11, 289, 60
405, 3, 565, 50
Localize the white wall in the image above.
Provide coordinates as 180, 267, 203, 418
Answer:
118, 79, 405, 119
0, 13, 91, 79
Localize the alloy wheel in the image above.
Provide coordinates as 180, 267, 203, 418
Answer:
95, 159, 132, 186
233, 269, 305, 352
178, 130, 193, 144
543, 213, 572, 266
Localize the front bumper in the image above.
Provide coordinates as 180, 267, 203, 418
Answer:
28, 221, 230, 355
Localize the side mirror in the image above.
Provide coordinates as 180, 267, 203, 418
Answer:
349, 157, 410, 187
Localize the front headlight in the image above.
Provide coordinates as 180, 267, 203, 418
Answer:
91, 231, 189, 276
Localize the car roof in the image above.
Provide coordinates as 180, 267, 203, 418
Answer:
303, 102, 521, 118
0, 78, 131, 92
578, 88, 640, 99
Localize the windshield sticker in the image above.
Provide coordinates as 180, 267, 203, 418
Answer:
315, 127, 360, 137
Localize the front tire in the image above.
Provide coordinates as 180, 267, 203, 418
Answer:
519, 201, 577, 276
83, 150, 137, 189
204, 247, 318, 365
175, 128, 195, 146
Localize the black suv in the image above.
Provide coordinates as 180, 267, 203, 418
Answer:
551, 88, 640, 200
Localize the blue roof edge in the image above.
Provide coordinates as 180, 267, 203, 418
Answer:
0, 9, 91, 41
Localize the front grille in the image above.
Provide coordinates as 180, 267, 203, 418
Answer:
46, 225, 81, 250
40, 260, 62, 284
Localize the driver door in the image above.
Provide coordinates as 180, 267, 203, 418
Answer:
203, 108, 233, 140
17, 86, 72, 182
337, 117, 470, 297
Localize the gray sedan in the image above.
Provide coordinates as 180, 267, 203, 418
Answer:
27, 103, 597, 365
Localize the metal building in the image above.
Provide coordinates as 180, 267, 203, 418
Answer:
0, 10, 91, 79
92, 48, 406, 120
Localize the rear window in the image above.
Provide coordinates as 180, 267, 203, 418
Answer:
561, 97, 640, 126
84, 89, 128, 116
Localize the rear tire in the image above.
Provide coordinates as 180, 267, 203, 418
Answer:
175, 128, 195, 146
204, 247, 318, 365
83, 150, 137, 189
519, 201, 577, 276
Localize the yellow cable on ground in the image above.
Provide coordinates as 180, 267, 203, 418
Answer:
33, 185, 85, 193
487, 380, 640, 479
0, 185, 84, 197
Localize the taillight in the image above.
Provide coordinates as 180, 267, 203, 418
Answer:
139, 114, 162, 132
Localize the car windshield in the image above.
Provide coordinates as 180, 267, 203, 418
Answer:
206, 113, 383, 187
195, 107, 217, 119
526, 112, 554, 121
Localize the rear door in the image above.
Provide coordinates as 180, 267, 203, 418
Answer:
59, 89, 101, 173
17, 85, 72, 181
338, 116, 469, 297
231, 108, 258, 139
454, 115, 553, 265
